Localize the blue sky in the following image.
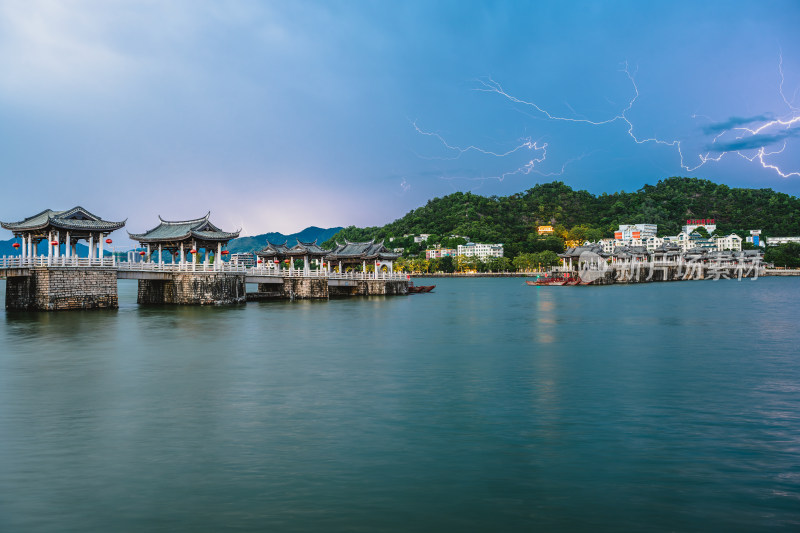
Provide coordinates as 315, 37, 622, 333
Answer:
1, 1, 799, 241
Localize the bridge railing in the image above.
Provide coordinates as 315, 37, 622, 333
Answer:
244, 267, 407, 281
116, 261, 247, 273
0, 256, 115, 268
1, 256, 409, 281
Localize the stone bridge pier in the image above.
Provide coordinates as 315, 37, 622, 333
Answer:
138, 272, 246, 305
6, 267, 118, 311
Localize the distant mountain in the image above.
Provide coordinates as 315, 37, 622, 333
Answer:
227, 226, 343, 254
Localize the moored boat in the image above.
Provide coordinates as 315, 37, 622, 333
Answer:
408, 281, 435, 293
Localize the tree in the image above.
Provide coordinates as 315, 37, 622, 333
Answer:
694, 226, 711, 238
439, 255, 455, 273
765, 243, 800, 268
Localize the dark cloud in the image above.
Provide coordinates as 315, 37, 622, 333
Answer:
707, 130, 798, 153
702, 115, 773, 135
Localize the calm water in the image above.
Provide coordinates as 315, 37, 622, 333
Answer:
0, 277, 799, 532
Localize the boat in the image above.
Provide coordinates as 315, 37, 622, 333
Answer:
408, 281, 435, 293
526, 273, 577, 286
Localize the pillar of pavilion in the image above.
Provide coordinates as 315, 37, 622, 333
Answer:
255, 240, 292, 272
286, 240, 331, 275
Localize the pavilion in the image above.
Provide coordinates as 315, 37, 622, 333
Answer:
325, 240, 401, 273
256, 240, 331, 274
128, 213, 240, 267
1, 206, 126, 264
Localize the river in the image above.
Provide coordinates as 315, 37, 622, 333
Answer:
1, 277, 799, 531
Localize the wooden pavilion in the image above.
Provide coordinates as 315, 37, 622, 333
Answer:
1, 206, 126, 263
325, 240, 401, 273
128, 213, 240, 266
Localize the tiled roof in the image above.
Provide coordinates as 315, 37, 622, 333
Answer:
1, 206, 125, 232
129, 213, 239, 242
326, 239, 400, 260
288, 240, 330, 255
256, 240, 291, 257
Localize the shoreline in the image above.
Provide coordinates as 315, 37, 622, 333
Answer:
409, 269, 800, 278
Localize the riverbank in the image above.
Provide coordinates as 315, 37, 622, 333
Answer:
409, 271, 544, 278
408, 268, 800, 278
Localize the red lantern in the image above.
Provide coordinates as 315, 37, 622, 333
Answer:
257, 259, 263, 264
139, 251, 146, 256
221, 250, 229, 255
51, 241, 58, 246
12, 242, 20, 249
273, 259, 279, 263
284, 259, 290, 263
105, 238, 112, 244
190, 249, 197, 254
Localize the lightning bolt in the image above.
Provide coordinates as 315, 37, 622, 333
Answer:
476, 56, 800, 178
412, 119, 550, 182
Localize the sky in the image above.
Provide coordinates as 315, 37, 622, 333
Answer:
1, 0, 799, 242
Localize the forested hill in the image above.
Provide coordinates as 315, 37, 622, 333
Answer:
324, 177, 800, 258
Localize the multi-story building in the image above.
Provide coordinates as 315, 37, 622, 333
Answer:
614, 224, 657, 241
231, 252, 255, 267
457, 242, 504, 259
414, 234, 431, 243
425, 248, 457, 259
714, 234, 743, 251
766, 236, 800, 246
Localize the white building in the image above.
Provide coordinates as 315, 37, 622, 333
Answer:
645, 236, 664, 252
714, 234, 743, 251
766, 236, 800, 246
599, 238, 616, 254
413, 234, 432, 243
231, 252, 255, 267
457, 242, 503, 259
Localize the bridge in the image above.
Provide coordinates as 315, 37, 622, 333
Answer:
0, 256, 409, 310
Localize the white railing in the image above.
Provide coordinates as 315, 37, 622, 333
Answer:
0, 256, 409, 281
0, 255, 115, 268
245, 267, 407, 281
116, 261, 247, 273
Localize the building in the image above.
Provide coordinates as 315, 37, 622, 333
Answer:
426, 248, 457, 259
645, 236, 664, 252
714, 234, 743, 251
537, 225, 554, 235
231, 253, 256, 267
599, 238, 616, 254
682, 218, 717, 235
457, 242, 503, 259
413, 234, 431, 243
614, 224, 657, 241
766, 236, 800, 246
128, 212, 240, 265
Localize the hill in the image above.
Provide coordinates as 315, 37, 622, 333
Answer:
323, 177, 800, 258
227, 226, 343, 254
